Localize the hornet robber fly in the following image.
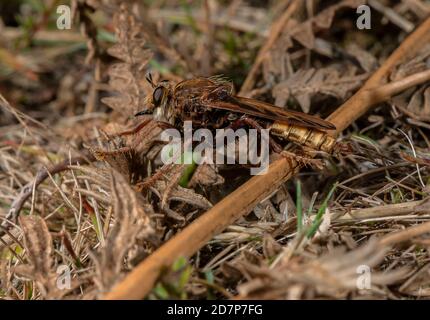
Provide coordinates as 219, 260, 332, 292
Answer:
134, 75, 344, 156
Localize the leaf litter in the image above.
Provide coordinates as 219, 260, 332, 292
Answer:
1, 0, 430, 300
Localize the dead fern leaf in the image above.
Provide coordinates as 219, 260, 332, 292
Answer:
152, 165, 213, 212
389, 45, 430, 119
273, 67, 368, 112
406, 86, 430, 119
89, 144, 132, 179
14, 216, 62, 298
101, 3, 153, 116
390, 44, 430, 81
18, 216, 53, 279
346, 43, 378, 72
264, 0, 365, 86
289, 0, 364, 50
188, 164, 224, 188
92, 169, 157, 293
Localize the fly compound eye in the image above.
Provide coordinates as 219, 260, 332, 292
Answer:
152, 87, 164, 107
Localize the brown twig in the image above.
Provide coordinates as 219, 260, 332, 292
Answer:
335, 197, 430, 221
366, 68, 430, 105
379, 220, 430, 246
104, 17, 430, 300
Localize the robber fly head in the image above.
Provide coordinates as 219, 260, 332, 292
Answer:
135, 76, 175, 124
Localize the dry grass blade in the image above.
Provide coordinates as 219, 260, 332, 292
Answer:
104, 17, 430, 300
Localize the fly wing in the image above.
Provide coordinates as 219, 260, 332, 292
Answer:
203, 95, 336, 130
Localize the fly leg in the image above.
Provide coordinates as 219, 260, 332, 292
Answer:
279, 149, 324, 169
117, 118, 152, 137
95, 118, 171, 158
97, 118, 154, 156
234, 116, 282, 152
96, 118, 153, 156
118, 118, 174, 137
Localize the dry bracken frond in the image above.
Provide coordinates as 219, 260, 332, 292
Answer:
92, 169, 157, 293
273, 67, 368, 112
101, 3, 153, 116
14, 216, 69, 299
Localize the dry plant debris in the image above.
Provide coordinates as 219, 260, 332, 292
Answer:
1, 0, 430, 300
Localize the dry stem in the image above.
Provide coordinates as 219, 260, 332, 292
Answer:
335, 198, 430, 221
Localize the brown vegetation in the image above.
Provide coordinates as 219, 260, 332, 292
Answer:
1, 0, 430, 300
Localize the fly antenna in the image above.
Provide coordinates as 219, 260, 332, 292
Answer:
146, 73, 155, 88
